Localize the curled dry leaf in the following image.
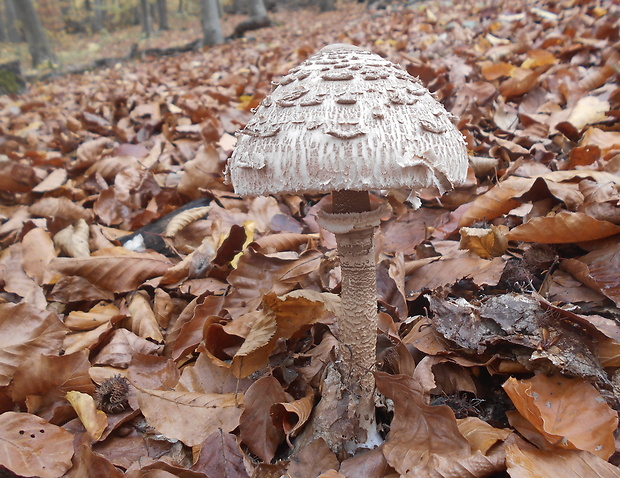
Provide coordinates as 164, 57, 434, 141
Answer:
0, 412, 74, 478
0, 244, 47, 309
459, 225, 508, 259
127, 290, 164, 343
54, 219, 91, 258
231, 290, 339, 378
21, 228, 57, 285
563, 242, 620, 307
65, 302, 120, 331
271, 387, 315, 447
29, 197, 92, 223
502, 374, 617, 459
164, 206, 211, 237
65, 391, 108, 441
239, 376, 287, 462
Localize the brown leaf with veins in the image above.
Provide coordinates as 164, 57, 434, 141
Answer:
21, 227, 58, 284
0, 244, 47, 309
0, 303, 67, 386
239, 376, 287, 462
504, 434, 620, 478
52, 247, 172, 293
135, 388, 243, 447
191, 430, 250, 477
11, 351, 95, 413
287, 439, 339, 478
459, 176, 534, 227
224, 248, 322, 319
0, 412, 74, 478
505, 211, 620, 243
503, 374, 617, 459
375, 372, 506, 477
126, 290, 163, 343
565, 242, 620, 307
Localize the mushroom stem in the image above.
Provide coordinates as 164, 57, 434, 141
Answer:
331, 190, 376, 396
316, 196, 389, 451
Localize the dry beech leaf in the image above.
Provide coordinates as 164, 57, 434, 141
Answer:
0, 412, 74, 478
457, 417, 511, 455
29, 196, 92, 222
502, 374, 617, 459
0, 303, 67, 386
135, 388, 243, 447
0, 244, 47, 309
567, 96, 610, 130
504, 434, 620, 478
65, 391, 108, 441
581, 128, 620, 154
0, 161, 38, 193
177, 145, 222, 199
177, 352, 250, 395
52, 248, 172, 293
64, 433, 124, 478
231, 311, 277, 378
164, 206, 211, 237
459, 225, 508, 259
231, 290, 338, 378
11, 350, 95, 413
54, 219, 91, 258
127, 291, 163, 343
505, 211, 620, 243
190, 430, 250, 477
376, 372, 505, 477
31, 167, 68, 193
224, 248, 322, 319
252, 232, 318, 254
287, 438, 340, 478
65, 302, 120, 331
459, 176, 534, 227
92, 328, 162, 368
239, 376, 287, 462
270, 387, 315, 447
21, 227, 58, 284
339, 446, 393, 478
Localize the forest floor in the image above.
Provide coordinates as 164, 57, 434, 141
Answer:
1, 0, 620, 477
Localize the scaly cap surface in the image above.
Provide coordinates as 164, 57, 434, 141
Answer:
228, 43, 469, 196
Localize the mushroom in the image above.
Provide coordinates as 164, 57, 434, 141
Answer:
226, 43, 469, 453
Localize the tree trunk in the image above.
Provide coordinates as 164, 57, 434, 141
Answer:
177, 0, 183, 14
157, 0, 169, 30
318, 0, 335, 12
199, 0, 223, 46
139, 0, 152, 37
0, 4, 6, 42
247, 0, 267, 19
92, 0, 103, 32
10, 0, 56, 67
4, 0, 21, 42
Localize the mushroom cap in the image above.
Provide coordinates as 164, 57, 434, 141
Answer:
227, 43, 469, 197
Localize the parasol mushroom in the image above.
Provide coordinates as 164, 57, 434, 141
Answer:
226, 43, 469, 453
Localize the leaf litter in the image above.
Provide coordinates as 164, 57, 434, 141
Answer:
1, 0, 620, 476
